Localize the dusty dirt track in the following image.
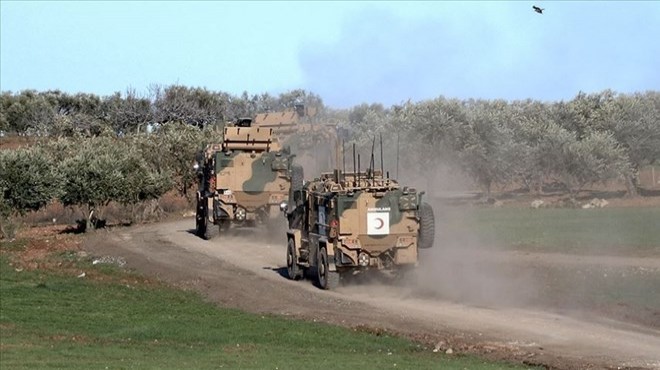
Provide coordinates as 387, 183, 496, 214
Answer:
84, 219, 660, 370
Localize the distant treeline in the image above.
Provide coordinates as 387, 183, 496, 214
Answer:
1, 86, 659, 237
341, 90, 660, 198
0, 86, 323, 136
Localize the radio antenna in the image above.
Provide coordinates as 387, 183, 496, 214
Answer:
352, 143, 357, 186
352, 143, 356, 172
380, 133, 384, 180
342, 140, 346, 177
396, 131, 400, 178
357, 153, 361, 186
369, 136, 376, 180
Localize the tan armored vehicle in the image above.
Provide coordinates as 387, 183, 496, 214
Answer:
253, 105, 340, 174
285, 158, 435, 289
195, 118, 303, 239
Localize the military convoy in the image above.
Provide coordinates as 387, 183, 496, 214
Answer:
194, 118, 303, 239
194, 114, 436, 290
284, 161, 435, 289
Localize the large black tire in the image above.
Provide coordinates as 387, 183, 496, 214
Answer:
317, 246, 339, 290
203, 222, 218, 240
418, 202, 435, 249
195, 195, 208, 239
286, 238, 303, 280
196, 196, 219, 240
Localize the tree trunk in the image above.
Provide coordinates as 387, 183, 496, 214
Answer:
535, 180, 544, 196
1, 216, 19, 240
625, 174, 639, 197
482, 179, 492, 200
0, 216, 8, 239
86, 207, 95, 232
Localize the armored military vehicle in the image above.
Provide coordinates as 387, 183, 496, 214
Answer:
252, 104, 341, 174
284, 157, 435, 289
195, 118, 303, 239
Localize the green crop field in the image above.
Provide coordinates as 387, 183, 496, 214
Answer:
443, 206, 660, 254
0, 252, 533, 370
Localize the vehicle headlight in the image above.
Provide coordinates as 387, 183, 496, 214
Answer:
235, 207, 247, 221
358, 252, 370, 267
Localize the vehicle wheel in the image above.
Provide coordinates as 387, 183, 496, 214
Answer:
204, 222, 218, 240
196, 195, 208, 239
317, 246, 339, 290
197, 199, 218, 240
287, 239, 303, 280
418, 202, 435, 249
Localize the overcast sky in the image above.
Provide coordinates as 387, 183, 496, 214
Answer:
1, 1, 659, 108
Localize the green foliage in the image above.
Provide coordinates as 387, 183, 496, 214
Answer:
57, 136, 173, 221
0, 147, 63, 238
151, 85, 226, 127
113, 149, 172, 207
455, 100, 520, 195
149, 122, 223, 197
3, 91, 56, 134
335, 91, 657, 197
0, 147, 63, 216
102, 90, 153, 134
58, 138, 126, 211
558, 131, 630, 194
2, 86, 659, 198
594, 92, 660, 169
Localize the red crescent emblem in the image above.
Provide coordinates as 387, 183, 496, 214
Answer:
375, 217, 384, 229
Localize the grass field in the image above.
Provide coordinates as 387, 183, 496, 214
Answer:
0, 249, 531, 370
443, 206, 660, 254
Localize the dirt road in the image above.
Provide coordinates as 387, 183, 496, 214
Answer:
84, 219, 660, 370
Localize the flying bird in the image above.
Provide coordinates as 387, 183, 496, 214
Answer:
533, 5, 544, 14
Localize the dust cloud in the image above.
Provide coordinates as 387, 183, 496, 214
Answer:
396, 146, 543, 309
298, 137, 543, 308
285, 137, 660, 328
290, 144, 337, 180
412, 205, 541, 309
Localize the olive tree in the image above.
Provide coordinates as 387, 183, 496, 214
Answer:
151, 85, 227, 128
3, 91, 57, 134
547, 130, 630, 196
150, 122, 223, 198
453, 100, 520, 197
0, 147, 63, 238
592, 92, 660, 196
57, 136, 175, 229
113, 145, 172, 222
508, 100, 561, 193
390, 98, 463, 192
101, 90, 153, 134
